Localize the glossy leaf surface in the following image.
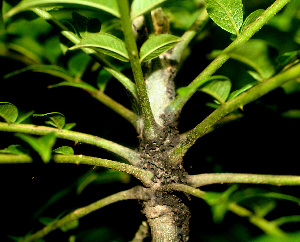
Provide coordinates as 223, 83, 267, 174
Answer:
70, 33, 129, 62
205, 0, 243, 35
139, 34, 181, 62
34, 112, 66, 129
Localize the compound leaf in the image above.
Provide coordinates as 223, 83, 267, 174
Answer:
139, 34, 181, 62
0, 102, 18, 123
204, 0, 243, 35
70, 33, 129, 62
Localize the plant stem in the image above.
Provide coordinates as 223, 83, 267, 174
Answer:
188, 173, 300, 187
169, 184, 286, 237
117, 0, 158, 140
166, 0, 292, 114
20, 186, 149, 242
32, 8, 138, 101
0, 122, 140, 165
91, 90, 138, 128
171, 9, 209, 62
170, 63, 300, 164
54, 154, 153, 186
0, 154, 32, 163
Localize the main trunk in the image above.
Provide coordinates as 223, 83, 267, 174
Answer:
138, 122, 190, 241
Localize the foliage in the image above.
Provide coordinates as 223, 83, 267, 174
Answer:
0, 0, 300, 241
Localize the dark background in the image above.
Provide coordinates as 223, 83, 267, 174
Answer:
1, 0, 300, 241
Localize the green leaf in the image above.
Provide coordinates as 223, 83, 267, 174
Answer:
228, 81, 259, 100
76, 170, 130, 195
71, 12, 101, 37
198, 76, 232, 104
0, 144, 29, 155
63, 123, 77, 130
34, 112, 66, 129
16, 133, 57, 163
4, 65, 75, 83
228, 40, 275, 80
49, 81, 98, 92
131, 0, 167, 19
204, 0, 243, 35
15, 110, 35, 124
53, 146, 74, 155
139, 34, 181, 62
240, 9, 265, 33
4, 0, 120, 21
60, 219, 79, 232
0, 102, 18, 123
204, 186, 238, 223
70, 33, 129, 62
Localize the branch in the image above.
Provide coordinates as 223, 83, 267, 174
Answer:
166, 0, 292, 114
170, 63, 300, 164
32, 8, 138, 101
0, 122, 140, 165
91, 90, 138, 128
20, 186, 149, 242
169, 184, 286, 237
170, 9, 209, 62
0, 154, 32, 163
188, 173, 300, 187
53, 154, 153, 187
117, 0, 159, 140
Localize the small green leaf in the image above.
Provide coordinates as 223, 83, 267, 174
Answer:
70, 33, 129, 62
64, 123, 77, 130
176, 86, 193, 97
60, 219, 79, 232
16, 110, 35, 124
240, 9, 265, 33
139, 34, 181, 62
0, 102, 18, 123
131, 0, 167, 19
198, 76, 231, 104
34, 112, 65, 129
204, 186, 238, 223
53, 146, 74, 155
0, 144, 29, 155
204, 0, 243, 35
16, 133, 57, 163
49, 81, 98, 92
228, 81, 258, 100
228, 40, 275, 80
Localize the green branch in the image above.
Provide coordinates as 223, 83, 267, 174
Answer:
0, 154, 32, 163
170, 63, 300, 164
188, 173, 300, 187
91, 90, 138, 128
53, 154, 153, 186
32, 8, 138, 101
20, 186, 149, 242
171, 9, 209, 62
169, 184, 286, 237
0, 122, 140, 165
166, 0, 292, 114
117, 0, 158, 140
